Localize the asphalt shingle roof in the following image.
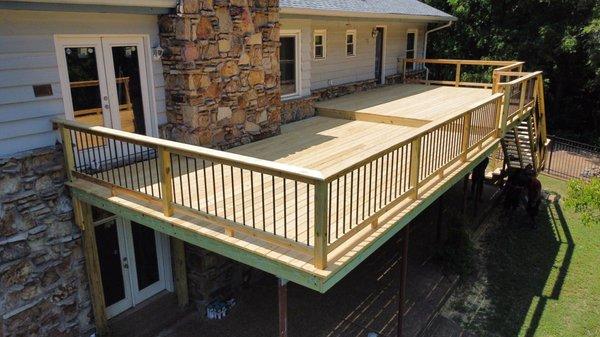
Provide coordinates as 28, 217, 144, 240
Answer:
280, 0, 455, 20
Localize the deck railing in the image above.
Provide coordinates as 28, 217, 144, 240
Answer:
54, 93, 503, 269
402, 58, 524, 89
55, 57, 543, 270
321, 94, 503, 252
55, 120, 324, 261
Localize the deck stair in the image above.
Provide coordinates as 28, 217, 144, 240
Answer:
501, 115, 536, 169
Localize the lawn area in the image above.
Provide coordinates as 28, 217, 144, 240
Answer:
442, 175, 600, 337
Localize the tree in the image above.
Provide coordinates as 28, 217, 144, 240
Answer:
424, 0, 600, 145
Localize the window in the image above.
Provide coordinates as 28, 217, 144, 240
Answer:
313, 29, 326, 59
280, 31, 300, 97
346, 30, 356, 57
406, 30, 417, 68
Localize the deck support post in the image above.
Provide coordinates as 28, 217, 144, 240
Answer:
436, 194, 444, 244
462, 174, 469, 215
278, 278, 288, 337
397, 225, 410, 337
171, 237, 189, 309
74, 198, 108, 336
158, 146, 174, 217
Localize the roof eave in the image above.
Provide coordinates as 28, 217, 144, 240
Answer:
280, 7, 457, 22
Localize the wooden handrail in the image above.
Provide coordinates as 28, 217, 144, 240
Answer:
408, 59, 520, 66
322, 93, 504, 182
52, 118, 325, 185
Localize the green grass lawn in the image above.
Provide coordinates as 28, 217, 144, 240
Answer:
447, 175, 600, 337
517, 175, 600, 337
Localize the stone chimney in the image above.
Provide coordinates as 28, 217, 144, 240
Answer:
159, 0, 281, 149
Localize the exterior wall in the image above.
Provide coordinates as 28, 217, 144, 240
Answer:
158, 0, 281, 149
0, 9, 167, 156
0, 146, 92, 336
280, 15, 426, 92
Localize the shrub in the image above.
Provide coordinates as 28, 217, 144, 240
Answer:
565, 178, 600, 226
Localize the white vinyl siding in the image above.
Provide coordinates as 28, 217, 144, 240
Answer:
285, 17, 426, 90
0, 9, 167, 157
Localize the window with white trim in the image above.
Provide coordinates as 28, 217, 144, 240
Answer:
346, 30, 356, 57
313, 29, 326, 59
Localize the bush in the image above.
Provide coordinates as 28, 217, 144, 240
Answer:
565, 178, 600, 226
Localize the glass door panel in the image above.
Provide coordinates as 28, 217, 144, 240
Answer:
123, 220, 167, 305
93, 214, 132, 318
64, 46, 106, 129
101, 37, 151, 135
130, 222, 160, 290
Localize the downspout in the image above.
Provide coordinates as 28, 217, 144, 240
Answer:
423, 21, 453, 81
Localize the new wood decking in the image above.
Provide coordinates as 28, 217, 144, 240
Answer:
57, 83, 518, 292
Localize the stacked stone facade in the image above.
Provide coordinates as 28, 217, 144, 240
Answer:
158, 0, 282, 149
0, 147, 92, 336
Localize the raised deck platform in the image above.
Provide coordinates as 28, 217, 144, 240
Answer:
56, 71, 544, 293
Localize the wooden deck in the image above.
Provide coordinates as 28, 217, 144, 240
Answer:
56, 75, 545, 292
314, 84, 492, 122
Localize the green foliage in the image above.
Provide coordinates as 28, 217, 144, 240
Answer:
424, 0, 600, 143
565, 178, 600, 226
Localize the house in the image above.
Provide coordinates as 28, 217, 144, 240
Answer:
0, 0, 547, 336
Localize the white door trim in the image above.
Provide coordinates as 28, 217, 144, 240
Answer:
280, 29, 302, 100
55, 37, 113, 128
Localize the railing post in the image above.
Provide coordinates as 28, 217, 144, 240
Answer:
519, 80, 527, 116
455, 61, 461, 87
58, 125, 76, 181
157, 146, 174, 217
409, 138, 421, 200
500, 84, 512, 135
461, 111, 473, 161
402, 59, 407, 83
492, 71, 500, 93
314, 181, 328, 269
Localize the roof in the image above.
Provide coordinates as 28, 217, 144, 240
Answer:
280, 0, 456, 21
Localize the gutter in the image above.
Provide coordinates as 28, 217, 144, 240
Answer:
423, 21, 453, 80
423, 21, 453, 59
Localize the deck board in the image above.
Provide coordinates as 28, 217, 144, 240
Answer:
314, 84, 492, 121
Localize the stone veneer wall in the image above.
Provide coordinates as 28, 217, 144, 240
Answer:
185, 245, 265, 311
280, 78, 381, 124
158, 0, 282, 150
0, 147, 92, 336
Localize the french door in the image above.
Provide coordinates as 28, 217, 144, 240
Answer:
56, 36, 154, 171
92, 208, 171, 318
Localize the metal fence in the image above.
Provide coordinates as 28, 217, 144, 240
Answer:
546, 136, 600, 180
